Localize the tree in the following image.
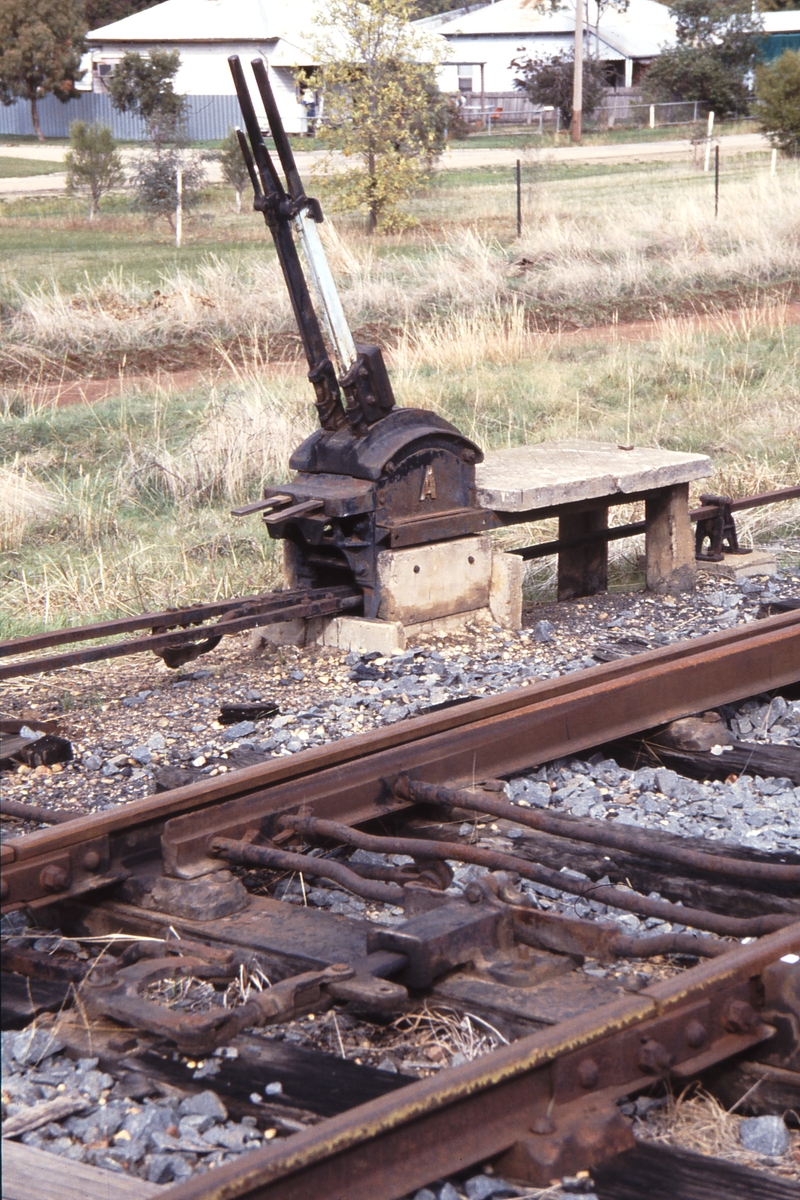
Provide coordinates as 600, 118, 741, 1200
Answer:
0, 0, 85, 142
131, 147, 205, 229
643, 0, 763, 116
756, 49, 800, 155
313, 0, 446, 233
588, 0, 630, 61
218, 128, 250, 212
84, 0, 159, 28
107, 49, 186, 145
65, 120, 125, 218
512, 50, 608, 125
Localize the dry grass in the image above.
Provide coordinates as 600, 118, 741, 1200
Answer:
1, 158, 798, 635
2, 160, 799, 380
636, 1085, 800, 1181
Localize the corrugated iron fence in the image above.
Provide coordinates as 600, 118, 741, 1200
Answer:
0, 93, 242, 140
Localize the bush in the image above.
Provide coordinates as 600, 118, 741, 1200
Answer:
218, 129, 250, 212
643, 0, 762, 116
65, 121, 125, 219
511, 51, 607, 125
756, 49, 800, 156
130, 148, 206, 227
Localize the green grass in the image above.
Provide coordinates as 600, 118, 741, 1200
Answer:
2, 313, 797, 638
0, 156, 63, 178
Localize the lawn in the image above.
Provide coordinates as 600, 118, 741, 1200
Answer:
0, 156, 63, 178
1, 152, 798, 636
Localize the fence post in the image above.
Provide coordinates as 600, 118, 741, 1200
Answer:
693, 100, 698, 123
649, 104, 655, 130
176, 165, 183, 249
539, 108, 543, 135
771, 147, 777, 178
714, 144, 719, 218
516, 159, 522, 239
703, 111, 714, 172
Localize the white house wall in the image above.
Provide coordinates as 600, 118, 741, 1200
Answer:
89, 42, 309, 132
440, 34, 590, 93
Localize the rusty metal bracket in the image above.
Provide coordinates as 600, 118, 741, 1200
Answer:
695, 494, 752, 562
82, 957, 354, 1054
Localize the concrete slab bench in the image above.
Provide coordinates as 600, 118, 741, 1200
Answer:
476, 440, 711, 597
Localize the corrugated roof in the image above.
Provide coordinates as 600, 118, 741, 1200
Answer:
88, 0, 310, 42
434, 0, 676, 57
762, 10, 800, 34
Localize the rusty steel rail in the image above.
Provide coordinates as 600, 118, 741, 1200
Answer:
3, 608, 798, 913
510, 484, 800, 561
0, 586, 361, 681
159, 924, 800, 1200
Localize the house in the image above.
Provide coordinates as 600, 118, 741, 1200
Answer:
427, 0, 677, 97
761, 9, 800, 62
84, 0, 350, 134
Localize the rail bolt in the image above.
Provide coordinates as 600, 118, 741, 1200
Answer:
637, 1038, 673, 1074
577, 1058, 600, 1089
0, 878, 8, 900
82, 850, 101, 871
39, 864, 69, 892
685, 1020, 706, 1049
722, 999, 759, 1034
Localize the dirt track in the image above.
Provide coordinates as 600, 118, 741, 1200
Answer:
9, 302, 799, 410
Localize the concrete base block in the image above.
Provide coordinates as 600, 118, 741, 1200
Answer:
319, 616, 406, 655
404, 607, 493, 638
490, 550, 524, 629
376, 536, 492, 625
697, 549, 777, 580
249, 616, 326, 649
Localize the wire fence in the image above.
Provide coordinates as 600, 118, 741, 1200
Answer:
450, 93, 716, 133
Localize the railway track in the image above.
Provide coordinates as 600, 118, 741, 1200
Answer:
2, 610, 799, 1198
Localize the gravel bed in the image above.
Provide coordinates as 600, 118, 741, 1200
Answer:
2, 567, 798, 1190
0, 1027, 289, 1184
1, 569, 797, 832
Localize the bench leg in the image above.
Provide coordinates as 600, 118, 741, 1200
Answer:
557, 506, 608, 600
645, 483, 696, 594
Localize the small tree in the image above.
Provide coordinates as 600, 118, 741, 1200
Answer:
65, 120, 125, 218
756, 49, 800, 156
107, 49, 186, 145
0, 0, 85, 141
85, 0, 160, 26
314, 0, 446, 233
643, 0, 762, 117
218, 128, 250, 212
512, 51, 607, 126
131, 147, 205, 229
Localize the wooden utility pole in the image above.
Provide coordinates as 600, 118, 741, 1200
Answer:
572, 0, 583, 143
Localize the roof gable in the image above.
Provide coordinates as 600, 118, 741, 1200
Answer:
88, 0, 312, 42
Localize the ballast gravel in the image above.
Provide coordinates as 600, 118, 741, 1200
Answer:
1, 567, 797, 833
2, 565, 798, 1192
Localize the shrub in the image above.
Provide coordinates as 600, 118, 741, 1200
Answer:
756, 49, 800, 156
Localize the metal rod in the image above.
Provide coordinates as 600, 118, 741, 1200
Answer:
0, 590, 361, 681
282, 815, 793, 937
228, 56, 346, 430
394, 776, 800, 885
250, 58, 358, 376
0, 799, 79, 826
209, 837, 405, 904
509, 486, 800, 561
0, 585, 356, 658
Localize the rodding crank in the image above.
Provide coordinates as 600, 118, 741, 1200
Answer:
228, 57, 488, 618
